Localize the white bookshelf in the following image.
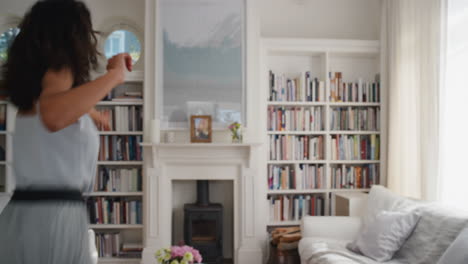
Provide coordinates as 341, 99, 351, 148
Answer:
89, 69, 145, 262
0, 102, 15, 194
262, 38, 386, 227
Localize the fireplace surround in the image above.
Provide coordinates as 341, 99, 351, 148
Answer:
141, 143, 265, 264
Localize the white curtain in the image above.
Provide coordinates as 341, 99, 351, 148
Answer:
439, 0, 468, 209
382, 0, 442, 200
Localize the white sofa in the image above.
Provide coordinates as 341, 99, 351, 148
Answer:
299, 186, 468, 264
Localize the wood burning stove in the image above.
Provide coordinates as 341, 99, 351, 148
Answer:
184, 181, 223, 264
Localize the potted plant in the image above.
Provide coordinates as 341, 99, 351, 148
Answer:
155, 245, 203, 264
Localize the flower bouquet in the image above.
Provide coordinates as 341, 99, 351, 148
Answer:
228, 122, 242, 143
155, 245, 203, 264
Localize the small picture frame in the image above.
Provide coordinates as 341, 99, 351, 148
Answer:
190, 115, 212, 143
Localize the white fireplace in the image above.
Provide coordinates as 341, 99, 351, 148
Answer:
141, 143, 266, 264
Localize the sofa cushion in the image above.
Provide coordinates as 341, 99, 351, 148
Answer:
364, 185, 422, 226
393, 204, 468, 264
299, 237, 378, 264
437, 227, 468, 264
299, 237, 405, 264
348, 210, 421, 262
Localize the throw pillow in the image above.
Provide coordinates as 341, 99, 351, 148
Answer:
346, 210, 421, 262
437, 227, 468, 264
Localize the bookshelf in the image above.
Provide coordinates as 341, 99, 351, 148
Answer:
87, 70, 144, 263
0, 101, 15, 195
262, 38, 385, 226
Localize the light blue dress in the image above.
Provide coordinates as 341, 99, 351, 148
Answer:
0, 113, 99, 264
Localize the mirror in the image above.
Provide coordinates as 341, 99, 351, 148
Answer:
160, 0, 245, 129
0, 27, 20, 63
104, 30, 141, 64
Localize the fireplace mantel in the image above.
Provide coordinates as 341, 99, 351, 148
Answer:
141, 142, 266, 264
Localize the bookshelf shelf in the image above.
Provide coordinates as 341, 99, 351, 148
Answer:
97, 101, 143, 106
98, 131, 144, 135
267, 189, 329, 195
97, 161, 144, 165
329, 102, 380, 106
329, 160, 380, 164
329, 131, 380, 135
267, 160, 327, 164
267, 101, 327, 106
86, 192, 143, 197
89, 224, 144, 229
267, 221, 301, 226
98, 258, 141, 264
263, 38, 385, 226
267, 131, 326, 135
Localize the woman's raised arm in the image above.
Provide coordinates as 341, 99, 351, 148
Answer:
39, 53, 132, 132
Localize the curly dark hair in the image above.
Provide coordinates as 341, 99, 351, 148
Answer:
1, 0, 100, 111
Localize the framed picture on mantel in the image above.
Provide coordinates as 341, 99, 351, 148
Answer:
190, 115, 212, 143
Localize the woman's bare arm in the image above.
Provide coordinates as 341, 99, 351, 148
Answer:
39, 53, 131, 132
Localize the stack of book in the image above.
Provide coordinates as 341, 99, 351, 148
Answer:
331, 164, 379, 189
269, 135, 324, 160
98, 135, 143, 161
97, 106, 143, 131
95, 232, 120, 258
330, 107, 380, 131
269, 194, 324, 222
119, 243, 143, 259
95, 233, 143, 259
268, 164, 325, 190
87, 198, 142, 225
329, 72, 380, 102
268, 106, 324, 131
269, 71, 325, 102
330, 135, 379, 160
94, 167, 142, 192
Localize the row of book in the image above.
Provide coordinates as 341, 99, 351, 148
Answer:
330, 135, 380, 160
330, 107, 380, 131
269, 195, 324, 222
269, 135, 324, 161
269, 71, 326, 102
94, 167, 142, 192
268, 164, 325, 190
331, 164, 379, 189
329, 72, 380, 103
98, 135, 143, 161
87, 198, 142, 225
95, 232, 143, 258
268, 106, 324, 131
0, 105, 5, 130
97, 106, 143, 132
102, 91, 143, 103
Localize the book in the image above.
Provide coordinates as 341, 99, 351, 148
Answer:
331, 164, 379, 189
328, 72, 380, 103
268, 106, 324, 131
269, 194, 325, 222
330, 107, 380, 131
269, 71, 325, 102
269, 135, 324, 161
98, 135, 143, 161
87, 198, 142, 225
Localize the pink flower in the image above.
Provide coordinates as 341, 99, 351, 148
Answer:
170, 246, 185, 258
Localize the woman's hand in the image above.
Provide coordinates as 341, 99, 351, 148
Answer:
106, 53, 133, 84
89, 108, 110, 131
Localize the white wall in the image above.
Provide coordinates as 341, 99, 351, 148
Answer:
259, 0, 381, 40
